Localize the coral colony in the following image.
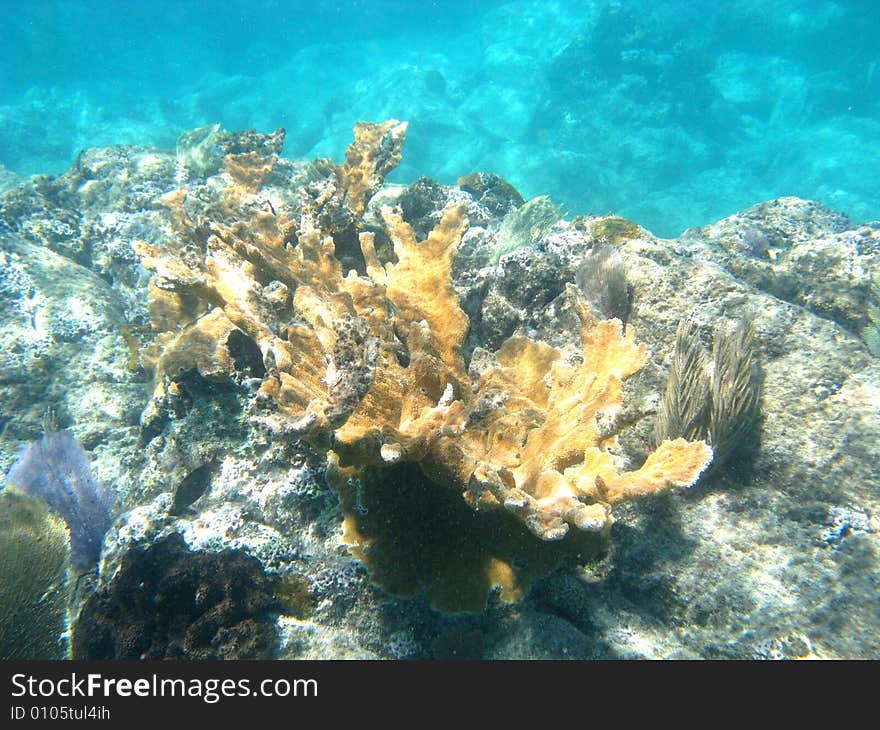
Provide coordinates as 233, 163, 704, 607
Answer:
5, 105, 879, 656
133, 120, 713, 605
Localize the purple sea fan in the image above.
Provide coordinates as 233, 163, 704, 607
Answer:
5, 429, 113, 570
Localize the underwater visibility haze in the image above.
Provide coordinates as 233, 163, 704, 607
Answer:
2, 0, 880, 235
0, 0, 879, 660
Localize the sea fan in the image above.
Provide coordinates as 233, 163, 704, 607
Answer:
5, 429, 112, 570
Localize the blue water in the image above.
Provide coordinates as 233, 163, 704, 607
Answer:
1, 0, 878, 236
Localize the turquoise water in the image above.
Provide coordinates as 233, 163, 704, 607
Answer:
1, 0, 878, 236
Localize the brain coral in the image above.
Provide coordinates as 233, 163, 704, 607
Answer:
134, 120, 712, 610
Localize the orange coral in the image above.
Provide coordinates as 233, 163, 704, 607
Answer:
134, 119, 713, 605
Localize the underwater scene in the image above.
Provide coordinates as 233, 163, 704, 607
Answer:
0, 0, 878, 660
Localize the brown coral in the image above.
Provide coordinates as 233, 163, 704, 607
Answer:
73, 533, 277, 660
134, 119, 712, 608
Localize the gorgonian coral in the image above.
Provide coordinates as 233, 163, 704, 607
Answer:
134, 120, 712, 607
6, 428, 111, 570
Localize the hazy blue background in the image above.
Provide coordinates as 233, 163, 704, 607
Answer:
1, 0, 878, 236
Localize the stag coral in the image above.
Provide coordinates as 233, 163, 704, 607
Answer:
134, 119, 712, 608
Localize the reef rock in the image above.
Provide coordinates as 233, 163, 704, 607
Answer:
0, 121, 878, 659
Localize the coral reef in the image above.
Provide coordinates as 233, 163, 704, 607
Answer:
131, 120, 712, 610
73, 533, 277, 660
0, 488, 70, 660
2, 113, 879, 656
